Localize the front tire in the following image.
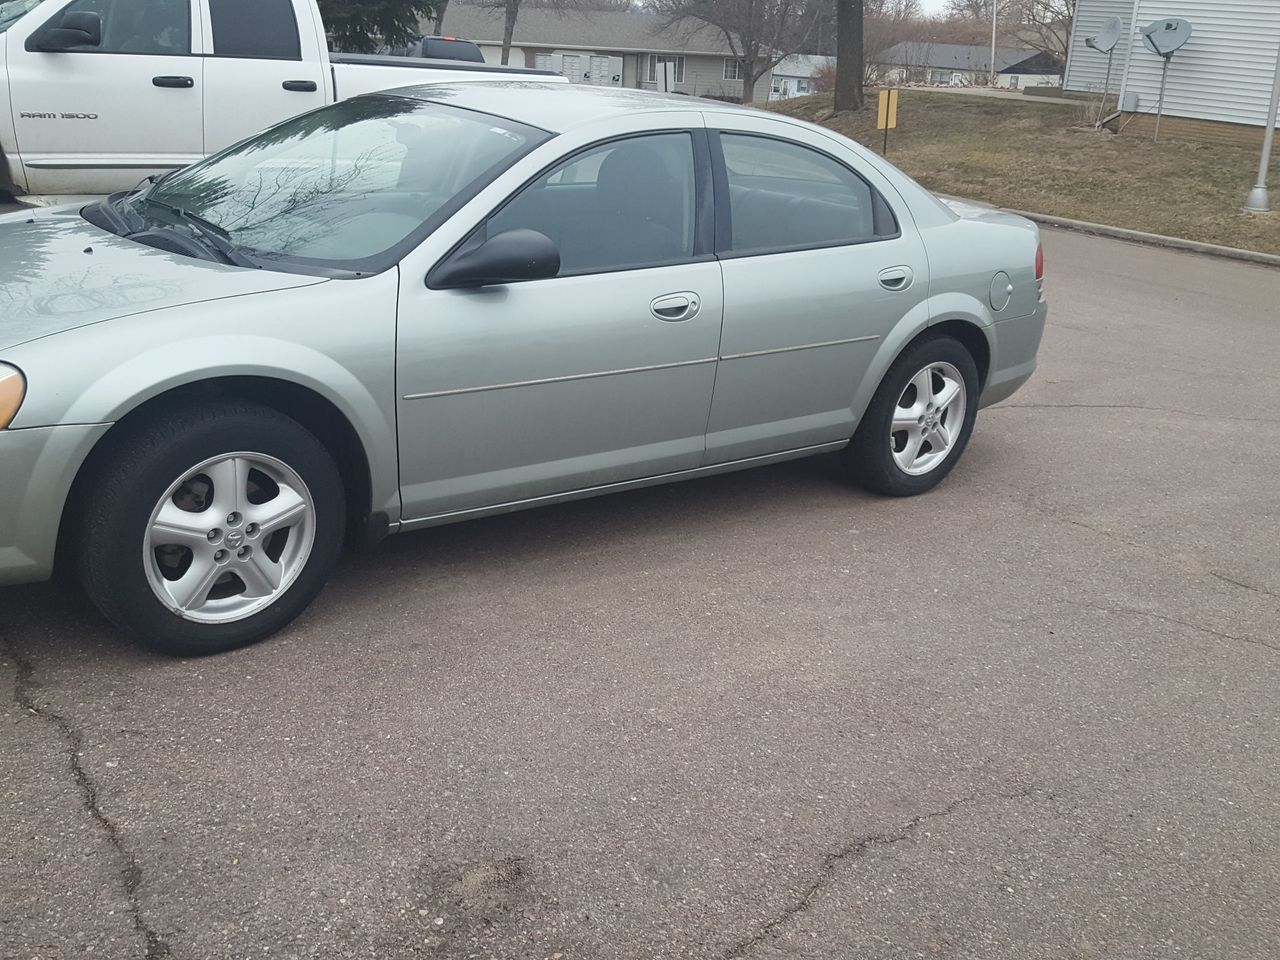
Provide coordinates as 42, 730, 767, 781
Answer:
76, 402, 346, 656
842, 335, 980, 496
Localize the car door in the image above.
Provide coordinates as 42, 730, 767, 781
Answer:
394, 123, 722, 521
6, 0, 204, 194
199, 0, 326, 155
703, 118, 930, 463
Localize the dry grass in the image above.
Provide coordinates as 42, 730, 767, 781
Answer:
764, 92, 1280, 256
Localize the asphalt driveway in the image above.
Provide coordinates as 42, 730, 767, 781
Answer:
3, 228, 1278, 960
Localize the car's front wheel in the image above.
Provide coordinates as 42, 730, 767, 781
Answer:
76, 402, 346, 656
842, 335, 980, 496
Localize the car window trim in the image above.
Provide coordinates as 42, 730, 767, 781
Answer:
427, 127, 715, 289
708, 129, 902, 258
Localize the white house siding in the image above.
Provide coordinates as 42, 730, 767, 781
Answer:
1068, 0, 1280, 127
1063, 0, 1135, 94
636, 53, 767, 100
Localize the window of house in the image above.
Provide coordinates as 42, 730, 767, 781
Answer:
646, 54, 685, 85
485, 133, 698, 276
37, 0, 191, 54
210, 0, 300, 59
719, 133, 897, 254
723, 58, 743, 81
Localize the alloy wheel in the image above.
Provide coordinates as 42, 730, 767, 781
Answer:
890, 361, 967, 476
142, 452, 316, 623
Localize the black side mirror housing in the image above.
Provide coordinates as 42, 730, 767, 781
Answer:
429, 228, 560, 289
35, 11, 102, 51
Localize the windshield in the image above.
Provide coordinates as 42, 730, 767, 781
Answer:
0, 0, 42, 32
143, 96, 548, 274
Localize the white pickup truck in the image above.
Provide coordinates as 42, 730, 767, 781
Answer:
0, 0, 563, 198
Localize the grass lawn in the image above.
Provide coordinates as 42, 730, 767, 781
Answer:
764, 91, 1280, 256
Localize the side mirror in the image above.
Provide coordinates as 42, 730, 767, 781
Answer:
429, 228, 560, 289
36, 11, 102, 51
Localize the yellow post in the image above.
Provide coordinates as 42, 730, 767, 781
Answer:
877, 89, 899, 155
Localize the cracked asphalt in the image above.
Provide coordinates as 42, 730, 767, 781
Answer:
3, 228, 1279, 960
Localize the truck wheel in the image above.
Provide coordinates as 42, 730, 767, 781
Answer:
76, 402, 345, 656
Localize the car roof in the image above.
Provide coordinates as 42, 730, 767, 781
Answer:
380, 80, 749, 133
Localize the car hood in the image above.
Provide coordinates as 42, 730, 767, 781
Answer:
0, 209, 325, 352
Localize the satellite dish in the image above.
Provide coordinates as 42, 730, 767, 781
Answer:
1141, 18, 1192, 59
1085, 17, 1122, 54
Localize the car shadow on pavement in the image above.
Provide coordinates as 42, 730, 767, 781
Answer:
2, 451, 881, 665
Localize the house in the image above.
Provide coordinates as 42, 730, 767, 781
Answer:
767, 54, 829, 101
874, 42, 1061, 88
428, 4, 772, 101
1064, 0, 1280, 144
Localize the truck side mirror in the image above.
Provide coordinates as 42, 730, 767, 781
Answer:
35, 11, 102, 51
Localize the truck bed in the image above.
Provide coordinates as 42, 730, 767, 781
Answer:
329, 54, 565, 99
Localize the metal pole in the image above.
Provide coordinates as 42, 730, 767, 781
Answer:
1098, 48, 1115, 127
1154, 56, 1170, 141
1245, 39, 1280, 213
990, 0, 998, 86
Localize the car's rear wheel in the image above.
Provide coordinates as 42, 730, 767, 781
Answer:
76, 402, 345, 656
842, 335, 979, 496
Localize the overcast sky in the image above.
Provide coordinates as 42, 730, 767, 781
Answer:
918, 0, 951, 13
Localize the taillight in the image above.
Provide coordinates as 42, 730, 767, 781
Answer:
1035, 243, 1045, 281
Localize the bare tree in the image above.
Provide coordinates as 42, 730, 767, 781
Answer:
1012, 0, 1072, 61
834, 0, 863, 110
862, 0, 920, 84
650, 0, 823, 102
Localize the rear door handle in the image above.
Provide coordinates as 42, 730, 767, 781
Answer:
152, 75, 194, 88
650, 292, 700, 322
878, 266, 914, 291
283, 80, 318, 92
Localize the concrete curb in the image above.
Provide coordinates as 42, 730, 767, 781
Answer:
1006, 208, 1280, 269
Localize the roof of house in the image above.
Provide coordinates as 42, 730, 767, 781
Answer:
875, 42, 1043, 73
430, 4, 737, 56
772, 54, 830, 78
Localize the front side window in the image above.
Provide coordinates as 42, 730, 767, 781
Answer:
484, 132, 698, 276
137, 96, 546, 272
647, 55, 685, 84
34, 0, 190, 54
723, 58, 743, 81
719, 133, 896, 254
210, 0, 299, 59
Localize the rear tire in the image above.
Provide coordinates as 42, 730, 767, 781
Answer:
76, 402, 345, 656
842, 335, 980, 496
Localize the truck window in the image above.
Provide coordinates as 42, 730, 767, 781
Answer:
209, 0, 300, 60
32, 0, 191, 54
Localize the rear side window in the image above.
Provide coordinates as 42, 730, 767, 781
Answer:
210, 0, 300, 59
719, 133, 898, 255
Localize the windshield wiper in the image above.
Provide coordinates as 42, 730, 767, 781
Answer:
138, 196, 259, 268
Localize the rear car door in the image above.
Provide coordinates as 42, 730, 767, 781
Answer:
199, 0, 326, 154
704, 117, 930, 463
6, 0, 204, 194
394, 120, 723, 520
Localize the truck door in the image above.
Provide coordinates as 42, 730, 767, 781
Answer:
199, 0, 326, 155
6, 0, 205, 195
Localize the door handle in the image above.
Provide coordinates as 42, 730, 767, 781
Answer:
152, 75, 194, 88
878, 266, 914, 291
283, 80, 319, 92
650, 292, 700, 322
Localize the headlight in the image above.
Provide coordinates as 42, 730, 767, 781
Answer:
0, 364, 26, 429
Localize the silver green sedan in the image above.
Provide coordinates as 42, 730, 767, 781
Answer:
0, 83, 1046, 655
